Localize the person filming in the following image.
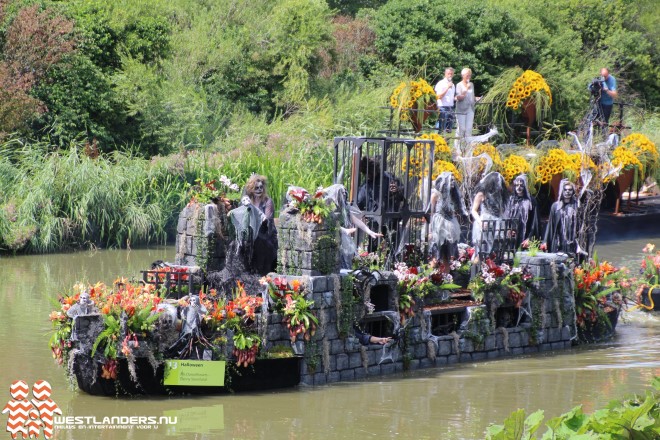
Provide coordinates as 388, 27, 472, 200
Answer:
588, 68, 618, 126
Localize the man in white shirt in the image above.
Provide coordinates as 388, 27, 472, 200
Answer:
435, 67, 455, 133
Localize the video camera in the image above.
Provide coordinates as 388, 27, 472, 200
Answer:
588, 76, 604, 97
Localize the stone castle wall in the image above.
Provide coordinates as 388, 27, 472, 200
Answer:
261, 252, 577, 386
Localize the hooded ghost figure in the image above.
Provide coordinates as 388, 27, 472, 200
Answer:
226, 198, 267, 273
471, 172, 508, 254
324, 183, 357, 269
429, 172, 467, 261
504, 174, 539, 247
544, 179, 579, 255
324, 183, 380, 269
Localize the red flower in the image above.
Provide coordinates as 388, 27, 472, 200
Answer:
288, 188, 309, 203
485, 259, 504, 277
273, 276, 288, 291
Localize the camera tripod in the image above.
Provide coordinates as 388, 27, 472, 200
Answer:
577, 95, 607, 141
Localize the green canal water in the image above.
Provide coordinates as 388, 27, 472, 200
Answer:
0, 236, 658, 439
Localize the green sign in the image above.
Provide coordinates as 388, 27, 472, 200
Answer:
163, 360, 226, 386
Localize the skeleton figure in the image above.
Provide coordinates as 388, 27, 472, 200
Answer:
429, 172, 467, 265
168, 295, 210, 358
471, 172, 508, 256
66, 291, 98, 318
544, 180, 579, 255
324, 184, 381, 269
504, 174, 539, 247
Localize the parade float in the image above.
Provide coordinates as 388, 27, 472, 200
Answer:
47, 72, 658, 396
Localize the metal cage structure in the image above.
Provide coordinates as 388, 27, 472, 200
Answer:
333, 136, 436, 268
476, 218, 519, 264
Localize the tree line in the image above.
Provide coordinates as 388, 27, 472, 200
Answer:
0, 0, 657, 156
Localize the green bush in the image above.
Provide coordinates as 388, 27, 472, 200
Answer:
486, 377, 660, 439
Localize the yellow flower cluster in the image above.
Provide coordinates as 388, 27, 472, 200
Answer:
506, 70, 552, 111
620, 133, 658, 165
390, 79, 437, 121
435, 160, 462, 182
419, 133, 452, 160
535, 149, 573, 184
472, 143, 503, 168
566, 153, 596, 173
402, 133, 451, 179
501, 155, 531, 183
611, 146, 643, 170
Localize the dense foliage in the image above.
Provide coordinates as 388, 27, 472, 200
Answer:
0, 0, 658, 252
486, 377, 660, 439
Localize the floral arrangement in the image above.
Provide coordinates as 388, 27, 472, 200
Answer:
188, 176, 240, 205
501, 154, 531, 183
434, 160, 462, 182
534, 149, 571, 184
287, 187, 332, 223
221, 282, 263, 367
505, 69, 552, 111
620, 133, 658, 167
468, 259, 534, 307
353, 244, 387, 271
394, 261, 460, 321
573, 259, 629, 328
389, 79, 437, 122
521, 238, 546, 256
401, 133, 452, 181
49, 280, 164, 379
611, 145, 643, 171
261, 276, 318, 342
534, 149, 595, 184
473, 143, 503, 170
449, 243, 475, 275
638, 243, 660, 288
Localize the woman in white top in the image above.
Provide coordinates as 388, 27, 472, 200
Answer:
455, 68, 477, 139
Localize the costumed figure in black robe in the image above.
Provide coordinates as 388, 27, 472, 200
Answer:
356, 156, 405, 251
356, 156, 404, 214
543, 179, 579, 256
471, 172, 508, 257
323, 184, 382, 269
227, 197, 267, 272
429, 172, 467, 267
504, 174, 539, 248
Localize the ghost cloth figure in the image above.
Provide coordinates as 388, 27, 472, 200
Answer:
324, 183, 381, 269
429, 172, 467, 261
503, 174, 539, 247
471, 172, 508, 255
543, 180, 579, 255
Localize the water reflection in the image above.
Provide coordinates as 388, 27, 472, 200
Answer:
0, 240, 658, 439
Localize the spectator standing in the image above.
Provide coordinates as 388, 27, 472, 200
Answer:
598, 67, 618, 125
435, 67, 455, 133
455, 67, 477, 139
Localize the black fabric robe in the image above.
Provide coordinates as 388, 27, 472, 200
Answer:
544, 197, 578, 255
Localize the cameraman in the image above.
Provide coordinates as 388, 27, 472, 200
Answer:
596, 68, 618, 125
